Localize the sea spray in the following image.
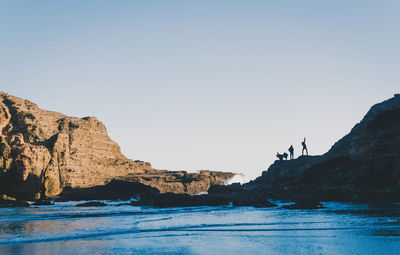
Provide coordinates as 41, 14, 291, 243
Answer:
225, 173, 247, 185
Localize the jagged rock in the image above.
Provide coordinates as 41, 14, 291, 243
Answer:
76, 201, 107, 207
244, 94, 400, 202
0, 92, 235, 200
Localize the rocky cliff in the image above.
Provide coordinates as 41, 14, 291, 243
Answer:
122, 95, 400, 208
0, 92, 234, 200
242, 94, 400, 202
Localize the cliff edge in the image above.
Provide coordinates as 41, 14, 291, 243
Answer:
0, 92, 234, 200
243, 94, 400, 201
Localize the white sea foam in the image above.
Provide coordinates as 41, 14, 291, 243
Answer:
224, 173, 247, 185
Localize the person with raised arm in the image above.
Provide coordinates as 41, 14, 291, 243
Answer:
302, 137, 308, 156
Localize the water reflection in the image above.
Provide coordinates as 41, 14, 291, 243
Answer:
0, 203, 399, 255
0, 221, 33, 235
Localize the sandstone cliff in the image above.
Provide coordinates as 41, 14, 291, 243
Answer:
242, 94, 400, 201
0, 92, 234, 200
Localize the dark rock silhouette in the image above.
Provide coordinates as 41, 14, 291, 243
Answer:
121, 181, 276, 208
244, 94, 400, 202
128, 184, 277, 208
32, 200, 54, 206
0, 196, 30, 207
76, 201, 107, 207
56, 180, 160, 201
282, 199, 325, 209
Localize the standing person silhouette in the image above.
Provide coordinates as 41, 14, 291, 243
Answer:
288, 145, 294, 160
302, 137, 308, 156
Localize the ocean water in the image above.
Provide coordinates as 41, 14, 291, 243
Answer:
0, 201, 399, 255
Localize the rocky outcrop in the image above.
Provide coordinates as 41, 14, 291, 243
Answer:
282, 200, 325, 209
32, 200, 54, 206
131, 190, 277, 208
57, 180, 160, 201
0, 92, 234, 200
76, 201, 108, 207
119, 170, 235, 194
242, 94, 400, 202
0, 195, 30, 207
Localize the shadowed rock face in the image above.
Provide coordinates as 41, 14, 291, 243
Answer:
57, 180, 160, 201
242, 94, 400, 202
0, 92, 234, 200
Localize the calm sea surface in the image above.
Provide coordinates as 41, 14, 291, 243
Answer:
0, 201, 399, 255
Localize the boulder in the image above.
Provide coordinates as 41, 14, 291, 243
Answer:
76, 201, 107, 207
32, 200, 54, 206
282, 200, 325, 209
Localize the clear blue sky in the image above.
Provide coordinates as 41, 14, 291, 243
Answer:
1, 0, 399, 180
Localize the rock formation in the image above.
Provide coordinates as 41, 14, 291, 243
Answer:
241, 94, 400, 202
4, 91, 397, 206
130, 189, 277, 208
119, 170, 234, 194
0, 92, 234, 200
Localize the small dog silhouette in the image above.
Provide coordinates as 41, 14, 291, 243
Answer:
276, 152, 288, 161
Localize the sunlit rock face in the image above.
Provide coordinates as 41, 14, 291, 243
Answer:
245, 94, 400, 202
0, 92, 234, 200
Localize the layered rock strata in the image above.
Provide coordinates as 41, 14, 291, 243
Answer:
0, 92, 234, 200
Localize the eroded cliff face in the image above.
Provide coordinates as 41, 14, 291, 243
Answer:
243, 94, 400, 202
0, 92, 234, 200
